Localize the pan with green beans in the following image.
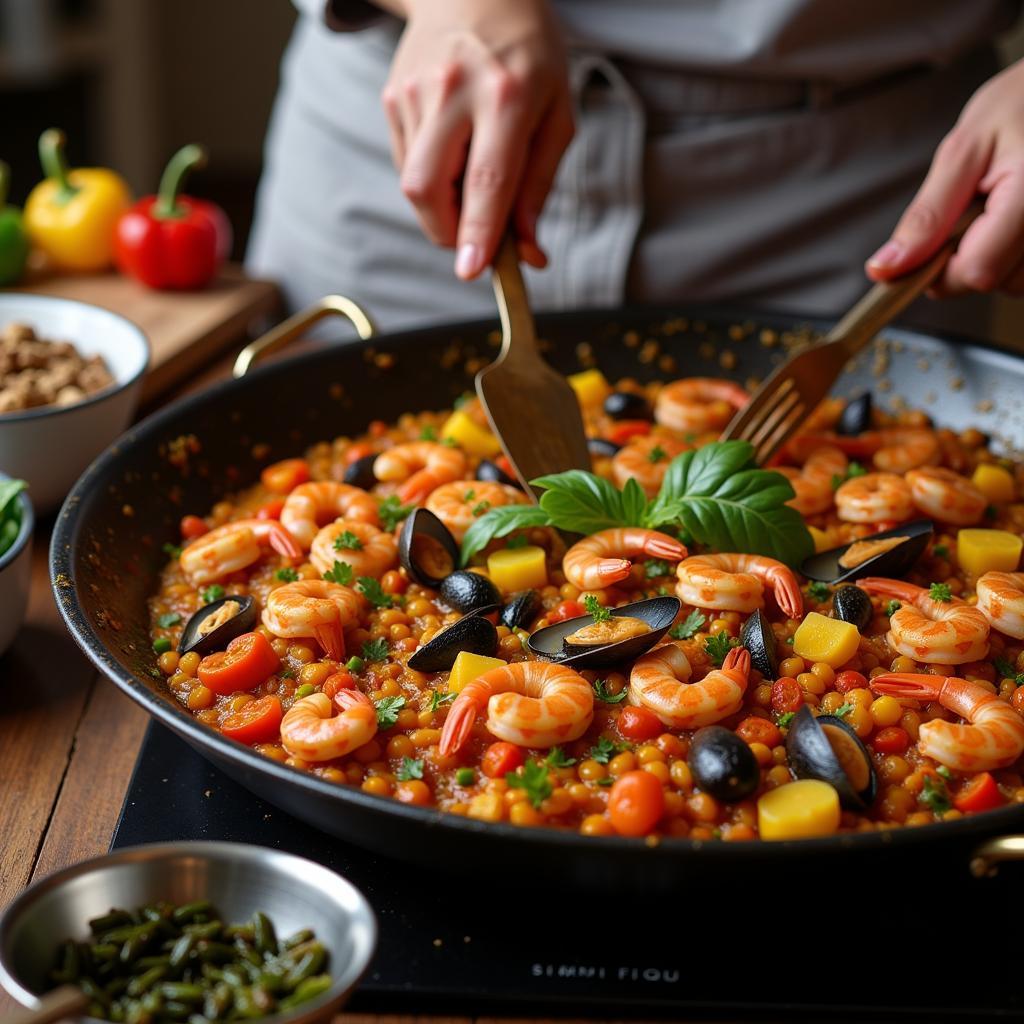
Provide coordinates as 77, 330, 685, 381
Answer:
48, 901, 330, 1023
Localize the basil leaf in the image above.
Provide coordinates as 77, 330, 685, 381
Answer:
531, 469, 643, 533
460, 504, 550, 564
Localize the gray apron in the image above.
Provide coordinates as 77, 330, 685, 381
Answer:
247, 2, 1016, 337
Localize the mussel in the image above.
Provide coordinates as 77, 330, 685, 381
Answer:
801, 519, 933, 584
740, 609, 778, 680
476, 459, 518, 487
831, 584, 873, 632
687, 726, 761, 802
837, 392, 872, 436
343, 453, 377, 490
398, 509, 460, 587
587, 437, 621, 458
407, 614, 498, 672
439, 569, 502, 615
604, 390, 651, 421
527, 595, 680, 668
500, 590, 541, 631
786, 706, 877, 810
178, 595, 257, 657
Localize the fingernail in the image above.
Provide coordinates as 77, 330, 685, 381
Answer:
455, 243, 481, 279
868, 240, 905, 268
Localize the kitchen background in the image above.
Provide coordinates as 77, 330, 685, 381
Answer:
3, 0, 1024, 340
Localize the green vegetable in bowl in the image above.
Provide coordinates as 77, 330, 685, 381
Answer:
0, 478, 26, 558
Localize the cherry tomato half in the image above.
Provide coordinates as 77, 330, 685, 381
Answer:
618, 705, 662, 741
220, 695, 283, 745
197, 632, 280, 695
482, 741, 524, 778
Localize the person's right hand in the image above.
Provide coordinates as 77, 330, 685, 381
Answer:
379, 0, 574, 280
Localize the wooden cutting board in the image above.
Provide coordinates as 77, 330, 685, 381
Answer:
11, 265, 281, 404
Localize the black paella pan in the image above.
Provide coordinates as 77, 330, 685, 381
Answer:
50, 297, 1024, 886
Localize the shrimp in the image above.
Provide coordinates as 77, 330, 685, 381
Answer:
629, 644, 751, 729
309, 519, 398, 578
675, 553, 803, 619
261, 579, 363, 660
654, 377, 749, 434
280, 690, 378, 763
976, 572, 1024, 639
870, 673, 1024, 772
562, 527, 688, 590
611, 434, 690, 497
439, 660, 593, 753
180, 519, 302, 585
905, 466, 987, 526
832, 428, 940, 474
373, 441, 468, 503
834, 472, 913, 524
779, 444, 848, 516
859, 578, 990, 664
281, 482, 380, 549
425, 480, 525, 542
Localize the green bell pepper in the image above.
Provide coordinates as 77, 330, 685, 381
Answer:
0, 161, 29, 285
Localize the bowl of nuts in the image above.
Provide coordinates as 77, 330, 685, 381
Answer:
0, 294, 149, 513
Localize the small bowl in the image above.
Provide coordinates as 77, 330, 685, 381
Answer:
0, 842, 377, 1024
0, 294, 149, 514
0, 472, 33, 657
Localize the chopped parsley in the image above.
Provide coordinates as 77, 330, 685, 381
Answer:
441, 436, 459, 448
471, 501, 491, 517
919, 774, 952, 816
396, 757, 424, 781
587, 736, 620, 764
596, 777, 615, 787
378, 495, 413, 532
275, 567, 299, 583
356, 576, 393, 607
505, 534, 529, 549
583, 594, 610, 623
505, 759, 553, 809
361, 637, 389, 662
670, 610, 706, 640
777, 712, 795, 729
428, 689, 455, 712
463, 488, 476, 502
453, 392, 473, 409
885, 599, 902, 617
374, 695, 406, 728
200, 584, 225, 604
545, 746, 577, 768
644, 559, 671, 579
833, 703, 854, 718
807, 581, 831, 602
592, 678, 628, 704
332, 530, 364, 551
647, 444, 668, 464
704, 631, 739, 666
936, 765, 952, 780
933, 544, 949, 558
156, 612, 181, 629
929, 582, 953, 603
993, 656, 1024, 685
419, 425, 437, 441
162, 541, 182, 559
831, 462, 867, 490
323, 561, 354, 585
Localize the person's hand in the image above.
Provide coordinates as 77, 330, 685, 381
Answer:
379, 0, 573, 280
866, 59, 1024, 296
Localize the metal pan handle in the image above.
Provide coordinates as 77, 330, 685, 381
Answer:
233, 294, 376, 378
971, 834, 1024, 877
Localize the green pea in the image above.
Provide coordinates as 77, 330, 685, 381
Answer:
294, 683, 315, 699
345, 656, 364, 672
152, 638, 172, 654
456, 767, 475, 786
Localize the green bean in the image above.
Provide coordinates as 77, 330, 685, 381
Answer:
92, 943, 121, 962
169, 934, 197, 970
189, 1016, 213, 1024
222, 926, 254, 944
283, 945, 325, 989
184, 921, 222, 940
172, 902, 213, 925
278, 974, 331, 1011
199, 965, 223, 983
220, 967, 246, 989
53, 940, 81, 983
231, 986, 273, 1020
159, 983, 205, 1003
251, 914, 277, 957
280, 930, 313, 952
90, 911, 134, 933
196, 942, 237, 965
136, 956, 171, 971
80, 977, 113, 1008
127, 967, 167, 997
202, 981, 232, 1021
162, 999, 194, 1019
109, 1001, 127, 1022
106, 978, 130, 998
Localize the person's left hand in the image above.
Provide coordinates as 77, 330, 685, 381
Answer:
866, 59, 1024, 296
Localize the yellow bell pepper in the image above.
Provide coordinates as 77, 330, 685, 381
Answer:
758, 779, 840, 840
447, 651, 506, 694
971, 464, 1015, 505
568, 369, 611, 407
24, 128, 131, 271
808, 526, 831, 554
441, 409, 502, 457
957, 529, 1023, 577
487, 545, 548, 592
792, 612, 860, 668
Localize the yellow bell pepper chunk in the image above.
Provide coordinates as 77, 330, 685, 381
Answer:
957, 528, 1023, 577
808, 526, 831, 554
971, 464, 1015, 504
568, 369, 611, 407
441, 409, 501, 457
792, 612, 860, 668
24, 129, 131, 271
487, 545, 548, 592
447, 651, 506, 694
758, 779, 840, 840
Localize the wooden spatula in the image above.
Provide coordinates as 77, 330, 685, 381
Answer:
475, 236, 591, 501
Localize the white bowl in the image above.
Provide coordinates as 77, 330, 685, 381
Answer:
0, 294, 149, 514
0, 474, 33, 657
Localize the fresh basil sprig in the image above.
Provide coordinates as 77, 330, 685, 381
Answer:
459, 440, 812, 566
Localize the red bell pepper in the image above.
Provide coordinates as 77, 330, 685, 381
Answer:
115, 144, 231, 289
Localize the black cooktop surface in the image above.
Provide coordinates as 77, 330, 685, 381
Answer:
111, 723, 1022, 1020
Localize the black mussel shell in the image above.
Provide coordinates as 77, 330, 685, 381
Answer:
342, 453, 377, 490
398, 509, 460, 587
740, 609, 778, 680
786, 706, 877, 810
439, 569, 502, 614
588, 437, 621, 458
801, 519, 933, 584
476, 459, 518, 487
837, 392, 872, 436
407, 614, 498, 672
527, 596, 680, 669
501, 590, 541, 631
688, 726, 760, 803
831, 584, 873, 632
603, 390, 652, 421
178, 595, 257, 657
